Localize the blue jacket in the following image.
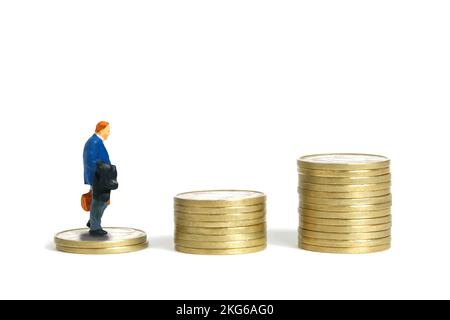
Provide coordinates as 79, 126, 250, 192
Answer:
83, 134, 111, 185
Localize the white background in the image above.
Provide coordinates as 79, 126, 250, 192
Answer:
0, 0, 449, 300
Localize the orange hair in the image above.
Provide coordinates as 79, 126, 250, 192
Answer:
95, 121, 110, 133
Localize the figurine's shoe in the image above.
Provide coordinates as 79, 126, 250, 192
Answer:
86, 220, 91, 228
89, 229, 108, 236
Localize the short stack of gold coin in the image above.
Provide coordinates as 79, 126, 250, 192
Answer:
174, 190, 267, 255
298, 154, 392, 254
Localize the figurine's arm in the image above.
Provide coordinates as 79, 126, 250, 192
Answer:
87, 143, 100, 185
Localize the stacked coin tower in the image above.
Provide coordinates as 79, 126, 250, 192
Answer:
174, 190, 267, 255
54, 227, 148, 254
298, 154, 392, 254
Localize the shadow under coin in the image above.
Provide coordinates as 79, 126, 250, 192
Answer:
45, 241, 57, 251
268, 229, 298, 248
149, 235, 174, 252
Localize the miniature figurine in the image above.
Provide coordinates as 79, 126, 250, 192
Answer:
82, 121, 118, 236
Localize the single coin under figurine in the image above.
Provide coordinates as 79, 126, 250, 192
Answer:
55, 227, 148, 254
54, 121, 148, 254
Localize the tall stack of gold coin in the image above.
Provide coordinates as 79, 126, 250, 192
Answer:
298, 154, 392, 254
174, 190, 267, 255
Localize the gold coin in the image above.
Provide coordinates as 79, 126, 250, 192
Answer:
301, 222, 391, 233
174, 204, 265, 214
301, 202, 391, 212
175, 190, 266, 207
300, 194, 392, 206
175, 217, 266, 228
299, 174, 391, 185
299, 242, 390, 254
300, 182, 391, 192
56, 242, 148, 254
174, 211, 265, 222
298, 167, 390, 177
175, 244, 266, 255
301, 236, 391, 248
298, 154, 390, 170
54, 227, 147, 249
175, 238, 266, 249
299, 228, 391, 240
300, 208, 391, 219
175, 223, 267, 235
298, 188, 391, 199
175, 231, 266, 242
301, 215, 391, 226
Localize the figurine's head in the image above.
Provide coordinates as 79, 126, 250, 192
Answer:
95, 121, 110, 141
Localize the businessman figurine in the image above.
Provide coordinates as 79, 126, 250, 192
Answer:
83, 122, 118, 236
